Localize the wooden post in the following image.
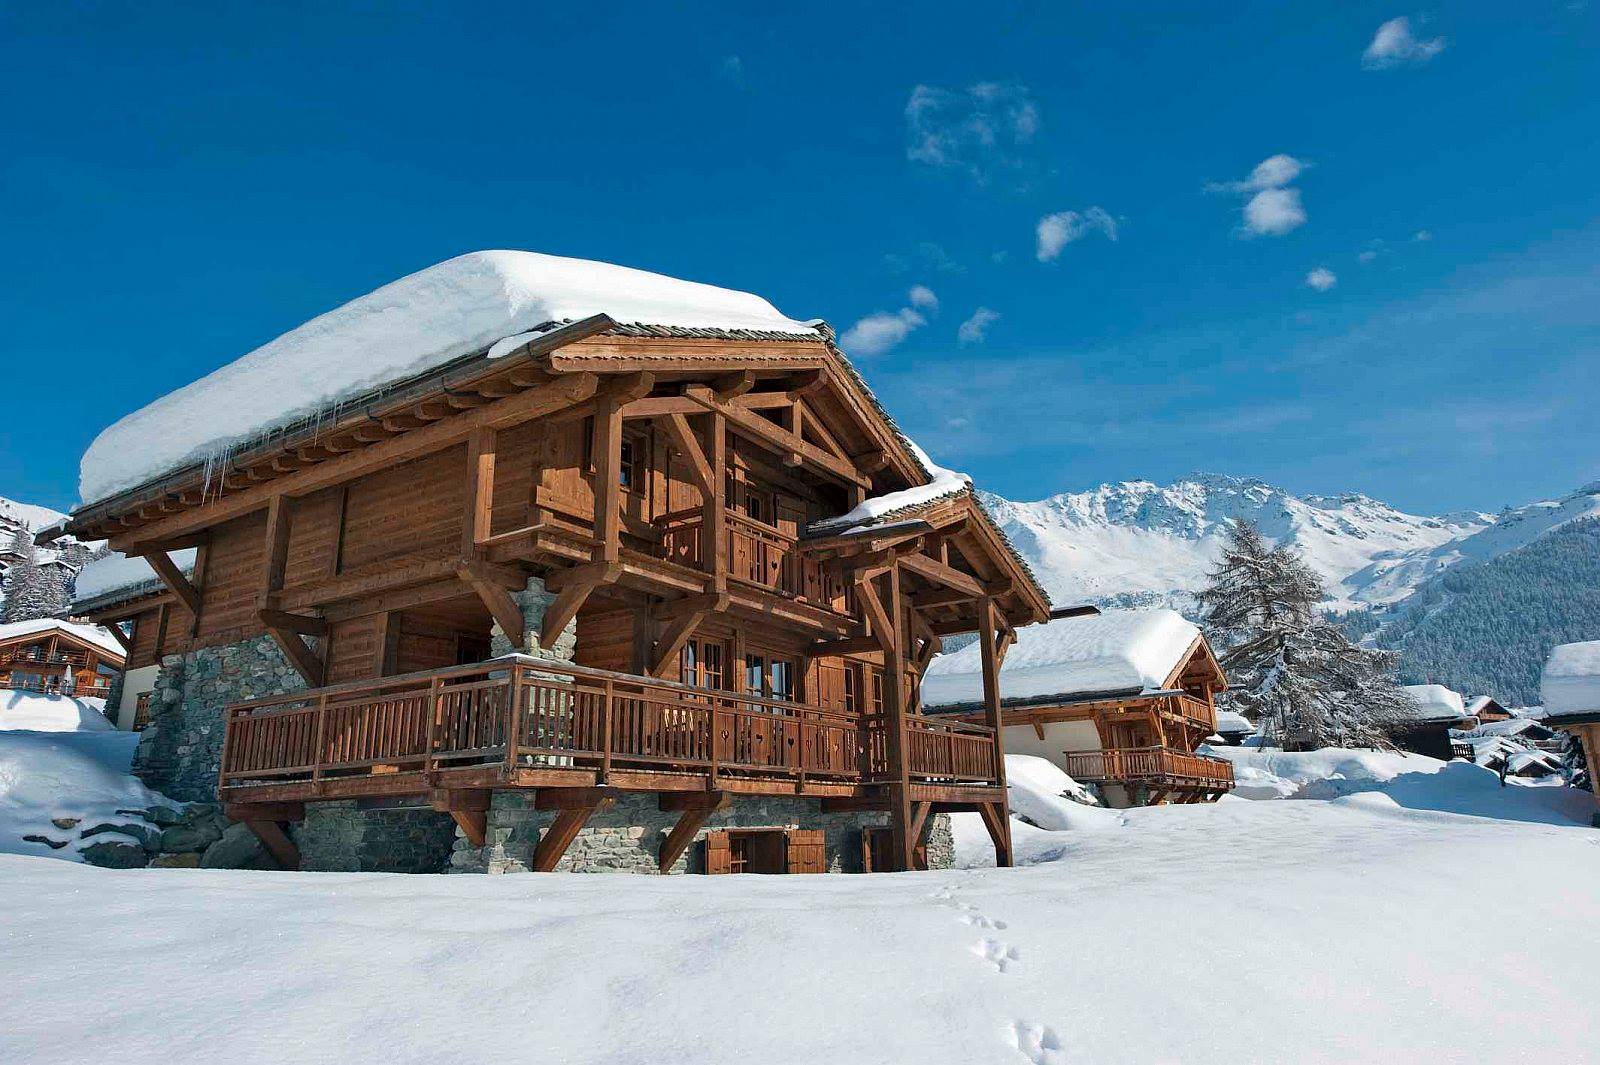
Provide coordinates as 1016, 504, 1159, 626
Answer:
704, 412, 727, 590
261, 494, 290, 606
879, 565, 915, 872
592, 396, 622, 563
978, 596, 1014, 868
463, 426, 497, 555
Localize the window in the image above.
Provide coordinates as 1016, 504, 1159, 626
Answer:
680, 638, 724, 691
843, 665, 860, 714
869, 666, 885, 715
743, 652, 797, 703
618, 437, 641, 490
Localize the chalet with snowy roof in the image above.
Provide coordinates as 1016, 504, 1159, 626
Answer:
1392, 684, 1476, 761
920, 608, 1234, 807
1464, 695, 1512, 723
1541, 641, 1600, 821
50, 250, 1049, 875
0, 618, 123, 702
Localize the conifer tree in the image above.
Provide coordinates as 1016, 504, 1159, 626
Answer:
1, 527, 71, 623
1198, 518, 1413, 751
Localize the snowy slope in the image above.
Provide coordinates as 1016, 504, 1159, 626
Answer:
980, 473, 1600, 613
0, 496, 68, 534
3, 767, 1597, 1065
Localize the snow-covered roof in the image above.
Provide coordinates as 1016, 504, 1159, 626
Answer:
1452, 717, 1553, 740
809, 440, 971, 536
921, 608, 1204, 709
1215, 709, 1254, 735
78, 250, 819, 504
72, 549, 196, 610
1399, 684, 1470, 723
0, 618, 125, 660
1463, 695, 1503, 716
1541, 641, 1600, 722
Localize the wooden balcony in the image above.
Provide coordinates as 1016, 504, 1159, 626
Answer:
655, 510, 853, 613
1065, 746, 1235, 795
219, 657, 1001, 804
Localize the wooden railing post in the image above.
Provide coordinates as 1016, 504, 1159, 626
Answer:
504, 665, 525, 775
426, 675, 444, 778
601, 677, 614, 783
312, 694, 328, 784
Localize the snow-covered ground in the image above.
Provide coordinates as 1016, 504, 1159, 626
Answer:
3, 748, 1597, 1064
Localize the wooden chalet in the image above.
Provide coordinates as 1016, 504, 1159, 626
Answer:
922, 608, 1234, 807
54, 252, 1050, 874
0, 618, 124, 700
1541, 641, 1600, 823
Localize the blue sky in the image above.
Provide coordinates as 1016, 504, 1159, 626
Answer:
2, 2, 1596, 516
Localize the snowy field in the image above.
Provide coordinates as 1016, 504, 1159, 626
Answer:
3, 747, 1597, 1065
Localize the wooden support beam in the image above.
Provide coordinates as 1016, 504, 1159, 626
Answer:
462, 426, 497, 554
105, 621, 133, 653
978, 596, 1014, 868
975, 802, 1011, 868
704, 411, 727, 590
260, 494, 291, 607
430, 789, 492, 847
539, 562, 621, 650
592, 394, 623, 563
713, 370, 757, 400
660, 413, 714, 493
856, 575, 895, 654
879, 566, 916, 872
899, 551, 987, 599
819, 796, 893, 813
257, 609, 328, 636
244, 819, 301, 871
143, 550, 201, 617
457, 563, 526, 648
532, 797, 615, 871
808, 635, 881, 658
651, 600, 719, 678
657, 792, 729, 872
266, 626, 324, 688
223, 801, 305, 822
683, 385, 869, 488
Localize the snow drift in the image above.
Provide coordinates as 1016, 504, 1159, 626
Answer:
79, 251, 818, 504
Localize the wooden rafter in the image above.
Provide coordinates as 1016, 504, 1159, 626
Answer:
659, 413, 713, 493
531, 795, 614, 871
430, 788, 490, 847
539, 561, 621, 650
682, 384, 869, 488
143, 550, 201, 617
657, 791, 728, 872
266, 624, 324, 688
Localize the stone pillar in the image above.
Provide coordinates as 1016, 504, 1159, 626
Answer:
131, 635, 309, 802
488, 575, 577, 663
295, 800, 458, 873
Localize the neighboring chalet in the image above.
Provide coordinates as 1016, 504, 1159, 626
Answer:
0, 618, 123, 700
1393, 684, 1476, 760
1541, 641, 1600, 823
72, 550, 198, 730
921, 608, 1234, 807
51, 251, 1050, 875
1465, 695, 1512, 724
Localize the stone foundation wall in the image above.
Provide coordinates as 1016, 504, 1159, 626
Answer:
295, 801, 459, 873
132, 635, 309, 802
447, 793, 955, 875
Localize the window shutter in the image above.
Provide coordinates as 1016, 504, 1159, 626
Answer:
703, 830, 732, 874
785, 829, 826, 874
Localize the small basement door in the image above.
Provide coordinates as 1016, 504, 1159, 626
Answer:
703, 829, 825, 874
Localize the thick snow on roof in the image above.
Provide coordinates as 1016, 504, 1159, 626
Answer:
0, 618, 124, 659
73, 548, 196, 606
79, 250, 818, 504
1400, 684, 1469, 722
810, 439, 970, 535
922, 608, 1200, 708
1542, 640, 1600, 720
1215, 709, 1254, 735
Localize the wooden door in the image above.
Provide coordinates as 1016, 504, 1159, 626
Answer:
704, 830, 732, 874
785, 829, 826, 874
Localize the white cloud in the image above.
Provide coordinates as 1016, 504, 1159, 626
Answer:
906, 82, 1039, 186
1243, 187, 1306, 237
908, 285, 939, 311
957, 307, 1001, 345
1210, 155, 1309, 237
1414, 229, 1433, 242
721, 55, 744, 83
1036, 207, 1119, 261
1305, 267, 1338, 291
842, 307, 926, 357
1358, 250, 1380, 264
885, 242, 962, 275
1363, 16, 1446, 69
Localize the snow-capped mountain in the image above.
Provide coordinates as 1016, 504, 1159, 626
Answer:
981, 472, 1599, 613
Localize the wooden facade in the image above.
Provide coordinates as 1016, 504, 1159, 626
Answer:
63, 316, 1049, 872
0, 622, 123, 700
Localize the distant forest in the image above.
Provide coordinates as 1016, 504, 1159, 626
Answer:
1343, 517, 1600, 706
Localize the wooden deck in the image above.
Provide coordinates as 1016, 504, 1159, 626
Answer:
1065, 746, 1235, 803
219, 656, 1004, 805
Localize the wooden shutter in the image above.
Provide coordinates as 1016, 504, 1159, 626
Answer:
785, 829, 826, 874
703, 830, 732, 874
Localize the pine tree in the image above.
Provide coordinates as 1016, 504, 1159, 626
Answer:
1, 527, 71, 623
1198, 518, 1413, 751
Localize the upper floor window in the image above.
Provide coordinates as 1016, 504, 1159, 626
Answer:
680, 638, 724, 691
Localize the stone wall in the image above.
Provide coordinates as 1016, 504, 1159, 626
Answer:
445, 793, 953, 875
295, 800, 459, 873
132, 635, 308, 801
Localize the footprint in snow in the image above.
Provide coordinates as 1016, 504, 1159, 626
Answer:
972, 937, 1021, 972
960, 912, 1008, 931
1008, 1021, 1067, 1065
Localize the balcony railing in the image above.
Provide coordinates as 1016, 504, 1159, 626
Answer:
1, 649, 91, 666
1065, 746, 1235, 788
220, 657, 1000, 793
655, 510, 853, 613
4, 676, 112, 697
